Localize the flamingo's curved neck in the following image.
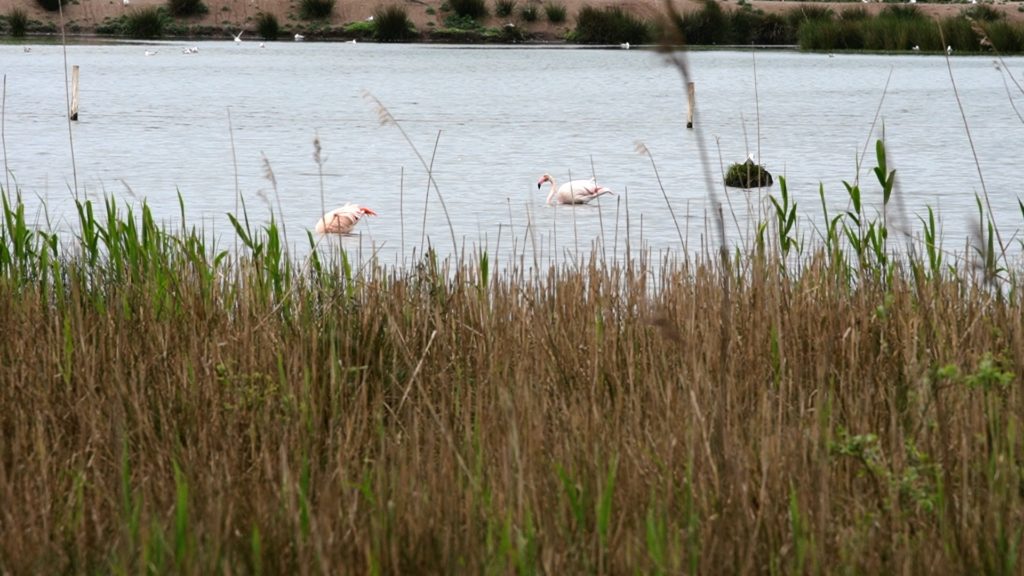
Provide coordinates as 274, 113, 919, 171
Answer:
545, 177, 558, 205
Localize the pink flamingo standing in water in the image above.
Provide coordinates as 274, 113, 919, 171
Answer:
537, 173, 613, 205
315, 204, 378, 235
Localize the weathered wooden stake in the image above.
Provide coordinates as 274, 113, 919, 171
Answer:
686, 82, 695, 129
70, 65, 79, 121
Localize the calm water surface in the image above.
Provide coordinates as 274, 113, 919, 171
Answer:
3, 42, 1024, 265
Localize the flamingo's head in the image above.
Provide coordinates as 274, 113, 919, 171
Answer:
360, 206, 378, 217
537, 173, 552, 189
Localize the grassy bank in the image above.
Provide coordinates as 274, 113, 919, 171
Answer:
2, 135, 1024, 573
6, 0, 1024, 50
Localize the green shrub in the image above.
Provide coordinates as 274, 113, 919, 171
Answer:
754, 12, 794, 45
450, 0, 487, 19
878, 5, 924, 21
839, 7, 869, 22
728, 7, 763, 45
34, 0, 65, 12
125, 7, 166, 38
544, 2, 566, 23
299, 0, 335, 20
573, 6, 650, 44
786, 5, 833, 29
374, 4, 416, 41
520, 3, 538, 22
677, 0, 728, 45
7, 8, 28, 37
166, 0, 208, 17
940, 16, 977, 52
495, 0, 516, 18
983, 20, 1023, 52
256, 12, 280, 40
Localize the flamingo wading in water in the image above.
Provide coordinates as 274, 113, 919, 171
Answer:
315, 204, 378, 235
537, 173, 613, 205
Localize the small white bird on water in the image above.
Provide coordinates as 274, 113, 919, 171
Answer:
23, 46, 31, 53
294, 33, 305, 41
947, 45, 953, 54
348, 39, 357, 44
259, 42, 266, 48
144, 50, 158, 56
620, 42, 630, 50
912, 45, 920, 51
233, 30, 244, 42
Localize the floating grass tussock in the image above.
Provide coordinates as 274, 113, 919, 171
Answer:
255, 12, 279, 40
572, 6, 651, 45
373, 4, 416, 41
6, 8, 28, 37
299, 0, 335, 20
3, 135, 1024, 572
725, 158, 773, 188
166, 0, 208, 18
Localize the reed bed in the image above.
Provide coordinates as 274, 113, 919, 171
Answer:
2, 138, 1023, 574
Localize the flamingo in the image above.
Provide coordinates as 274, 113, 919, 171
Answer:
537, 173, 613, 205
315, 204, 378, 235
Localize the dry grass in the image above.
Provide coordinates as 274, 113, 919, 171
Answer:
1, 182, 1023, 573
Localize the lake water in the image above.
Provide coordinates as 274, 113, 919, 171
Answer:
3, 41, 1024, 266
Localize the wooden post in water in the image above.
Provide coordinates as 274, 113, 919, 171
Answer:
70, 65, 79, 121
686, 82, 695, 129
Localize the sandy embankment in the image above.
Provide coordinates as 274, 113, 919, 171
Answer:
3, 0, 1023, 40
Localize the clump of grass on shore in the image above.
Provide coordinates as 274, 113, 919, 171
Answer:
166, 0, 208, 18
449, 0, 488, 20
124, 7, 167, 38
571, 6, 650, 45
520, 3, 539, 22
2, 134, 1024, 572
34, 0, 65, 12
6, 8, 28, 37
299, 0, 335, 20
373, 4, 416, 41
544, 1, 567, 24
256, 12, 279, 40
495, 0, 517, 18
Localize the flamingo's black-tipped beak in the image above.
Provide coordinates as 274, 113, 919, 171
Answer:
537, 182, 542, 190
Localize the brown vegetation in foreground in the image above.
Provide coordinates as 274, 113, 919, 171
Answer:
0, 184, 1023, 572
